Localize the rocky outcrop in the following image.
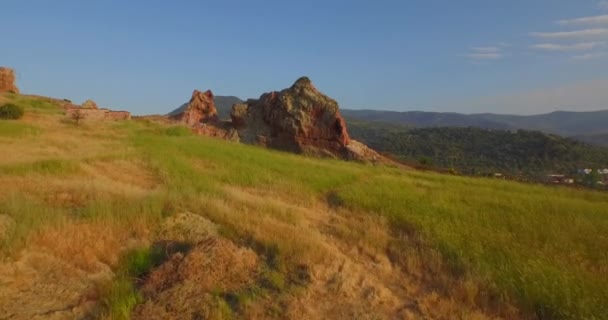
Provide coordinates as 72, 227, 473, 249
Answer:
169, 78, 388, 163
81, 99, 98, 109
0, 67, 19, 94
171, 90, 218, 126
65, 100, 131, 122
230, 77, 352, 158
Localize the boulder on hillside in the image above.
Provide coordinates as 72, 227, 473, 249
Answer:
0, 67, 19, 94
81, 99, 99, 109
171, 90, 218, 126
230, 77, 351, 158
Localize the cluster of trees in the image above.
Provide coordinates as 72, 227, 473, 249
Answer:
347, 120, 608, 182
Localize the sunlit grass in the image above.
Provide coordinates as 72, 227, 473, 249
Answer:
1, 93, 607, 319
0, 120, 40, 137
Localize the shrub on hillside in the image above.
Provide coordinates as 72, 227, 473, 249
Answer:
0, 103, 24, 120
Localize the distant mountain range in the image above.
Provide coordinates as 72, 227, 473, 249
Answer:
341, 109, 608, 147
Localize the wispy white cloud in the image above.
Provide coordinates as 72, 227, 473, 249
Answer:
531, 28, 608, 39
557, 15, 608, 25
467, 45, 507, 60
572, 52, 606, 60
531, 41, 605, 51
470, 46, 501, 53
467, 52, 503, 60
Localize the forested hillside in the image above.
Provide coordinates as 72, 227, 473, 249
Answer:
343, 109, 608, 146
348, 120, 608, 179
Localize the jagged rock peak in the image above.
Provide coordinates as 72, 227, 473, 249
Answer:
230, 76, 351, 157
171, 89, 218, 125
291, 76, 314, 88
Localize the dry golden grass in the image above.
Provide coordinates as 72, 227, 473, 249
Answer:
197, 186, 522, 319
29, 220, 151, 273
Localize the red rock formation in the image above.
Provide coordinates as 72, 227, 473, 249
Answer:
230, 77, 351, 157
0, 67, 19, 94
171, 90, 218, 126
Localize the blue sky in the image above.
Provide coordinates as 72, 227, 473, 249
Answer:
1, 0, 608, 115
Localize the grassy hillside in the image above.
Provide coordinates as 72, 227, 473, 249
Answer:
348, 120, 608, 180
1, 93, 608, 319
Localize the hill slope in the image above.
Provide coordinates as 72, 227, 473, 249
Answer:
1, 92, 608, 319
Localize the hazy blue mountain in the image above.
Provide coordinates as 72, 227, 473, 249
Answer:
342, 109, 608, 146
341, 110, 513, 130
573, 133, 608, 148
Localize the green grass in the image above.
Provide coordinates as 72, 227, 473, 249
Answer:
163, 125, 194, 137
0, 194, 67, 255
0, 159, 80, 175
102, 276, 142, 320
122, 120, 608, 319
0, 120, 40, 137
6, 94, 64, 114
101, 246, 171, 320
335, 171, 608, 319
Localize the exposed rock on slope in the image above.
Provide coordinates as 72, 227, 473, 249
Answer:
0, 67, 19, 94
170, 95, 244, 120
81, 99, 98, 109
171, 90, 218, 125
230, 77, 353, 158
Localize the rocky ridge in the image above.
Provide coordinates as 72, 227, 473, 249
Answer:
171, 77, 385, 163
170, 90, 218, 126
